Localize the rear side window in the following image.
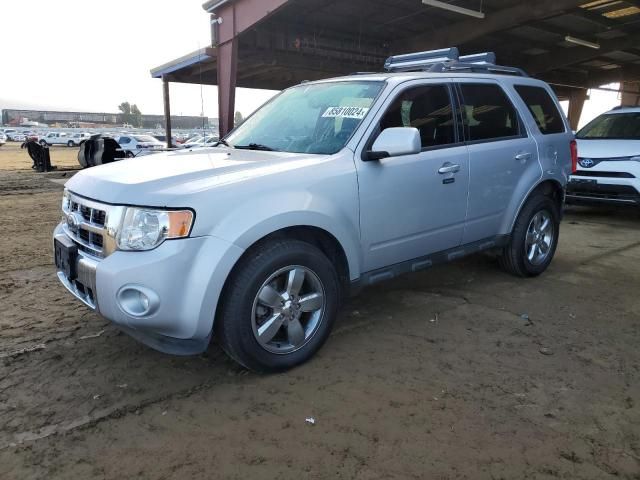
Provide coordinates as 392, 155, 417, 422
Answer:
379, 84, 456, 148
515, 85, 565, 135
459, 83, 521, 142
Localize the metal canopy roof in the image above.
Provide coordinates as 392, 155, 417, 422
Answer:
152, 0, 640, 94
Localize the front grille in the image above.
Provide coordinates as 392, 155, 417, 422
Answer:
63, 193, 113, 258
573, 171, 635, 178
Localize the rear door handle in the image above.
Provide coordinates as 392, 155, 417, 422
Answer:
515, 152, 532, 162
438, 164, 460, 174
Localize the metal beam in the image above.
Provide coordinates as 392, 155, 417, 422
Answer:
528, 32, 640, 73
567, 89, 587, 130
162, 78, 172, 149
394, 0, 585, 52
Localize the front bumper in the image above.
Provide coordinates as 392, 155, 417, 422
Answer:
566, 178, 640, 206
53, 223, 245, 355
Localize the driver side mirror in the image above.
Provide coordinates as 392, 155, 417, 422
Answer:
365, 127, 421, 161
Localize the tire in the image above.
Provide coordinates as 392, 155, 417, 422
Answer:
67, 141, 75, 147
39, 140, 47, 147
125, 151, 135, 158
499, 193, 560, 277
216, 239, 340, 373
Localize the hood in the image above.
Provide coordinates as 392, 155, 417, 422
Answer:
65, 147, 328, 206
576, 138, 640, 159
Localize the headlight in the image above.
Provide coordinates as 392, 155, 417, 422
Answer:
117, 207, 194, 251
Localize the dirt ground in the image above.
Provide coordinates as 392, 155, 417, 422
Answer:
0, 145, 639, 479
0, 142, 80, 171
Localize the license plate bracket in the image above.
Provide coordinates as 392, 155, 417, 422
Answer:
570, 178, 597, 185
55, 237, 78, 281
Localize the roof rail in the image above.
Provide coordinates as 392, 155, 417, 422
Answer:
384, 47, 528, 77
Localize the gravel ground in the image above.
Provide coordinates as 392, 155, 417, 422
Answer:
0, 165, 639, 479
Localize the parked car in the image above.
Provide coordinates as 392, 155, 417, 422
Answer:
3, 129, 20, 141
11, 133, 27, 142
115, 134, 165, 157
0, 133, 6, 147
68, 132, 92, 146
54, 48, 573, 372
182, 135, 219, 148
567, 106, 640, 206
39, 132, 73, 146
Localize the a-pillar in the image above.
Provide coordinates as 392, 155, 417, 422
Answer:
216, 38, 238, 138
621, 81, 640, 107
567, 89, 588, 131
162, 77, 172, 149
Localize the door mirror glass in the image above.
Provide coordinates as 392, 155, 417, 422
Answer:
367, 127, 421, 160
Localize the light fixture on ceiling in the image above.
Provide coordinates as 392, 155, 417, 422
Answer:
565, 35, 601, 49
422, 0, 485, 19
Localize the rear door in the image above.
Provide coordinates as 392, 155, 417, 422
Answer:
456, 80, 540, 243
512, 84, 572, 176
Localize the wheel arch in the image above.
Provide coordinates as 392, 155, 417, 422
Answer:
506, 179, 564, 233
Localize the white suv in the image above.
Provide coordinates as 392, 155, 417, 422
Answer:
568, 106, 640, 207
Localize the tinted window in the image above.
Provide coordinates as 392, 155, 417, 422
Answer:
515, 85, 565, 134
379, 84, 455, 148
459, 84, 521, 141
119, 137, 131, 144
577, 112, 640, 140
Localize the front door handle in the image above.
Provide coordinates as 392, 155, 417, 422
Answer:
515, 152, 532, 162
438, 163, 460, 174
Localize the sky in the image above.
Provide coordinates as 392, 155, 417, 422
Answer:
0, 0, 622, 126
0, 0, 277, 118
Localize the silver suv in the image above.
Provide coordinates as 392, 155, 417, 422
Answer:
54, 49, 574, 372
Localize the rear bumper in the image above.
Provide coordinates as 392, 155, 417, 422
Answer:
566, 179, 640, 206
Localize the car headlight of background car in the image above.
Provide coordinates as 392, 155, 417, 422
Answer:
117, 207, 194, 251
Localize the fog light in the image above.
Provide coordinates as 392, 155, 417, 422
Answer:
117, 286, 160, 317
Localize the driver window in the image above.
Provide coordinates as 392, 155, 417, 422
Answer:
379, 84, 455, 148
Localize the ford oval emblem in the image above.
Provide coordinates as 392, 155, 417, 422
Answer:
66, 212, 82, 233
579, 158, 595, 168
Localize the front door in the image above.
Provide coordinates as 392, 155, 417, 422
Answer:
356, 81, 469, 272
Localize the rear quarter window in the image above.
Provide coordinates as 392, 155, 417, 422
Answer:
515, 85, 565, 135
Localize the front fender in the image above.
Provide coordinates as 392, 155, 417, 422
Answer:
210, 190, 362, 281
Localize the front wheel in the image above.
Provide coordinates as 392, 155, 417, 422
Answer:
216, 239, 340, 373
67, 141, 75, 147
499, 194, 560, 277
39, 140, 47, 147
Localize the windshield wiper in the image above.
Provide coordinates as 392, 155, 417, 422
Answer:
234, 143, 277, 151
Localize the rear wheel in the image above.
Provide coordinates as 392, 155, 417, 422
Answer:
499, 194, 560, 277
216, 239, 340, 373
67, 141, 75, 147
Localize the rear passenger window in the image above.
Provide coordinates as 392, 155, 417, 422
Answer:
515, 85, 565, 135
459, 83, 521, 142
379, 84, 456, 148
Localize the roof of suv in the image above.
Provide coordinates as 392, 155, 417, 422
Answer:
304, 71, 551, 89
605, 106, 640, 114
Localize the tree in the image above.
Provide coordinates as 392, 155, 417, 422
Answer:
234, 111, 244, 126
118, 101, 143, 128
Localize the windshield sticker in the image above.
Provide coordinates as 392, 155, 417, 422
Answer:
322, 106, 370, 119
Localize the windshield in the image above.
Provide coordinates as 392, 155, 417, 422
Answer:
225, 81, 384, 154
133, 135, 158, 143
577, 112, 640, 140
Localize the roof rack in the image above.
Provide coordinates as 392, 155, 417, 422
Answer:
384, 47, 528, 77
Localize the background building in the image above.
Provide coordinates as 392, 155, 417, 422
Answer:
1, 109, 217, 130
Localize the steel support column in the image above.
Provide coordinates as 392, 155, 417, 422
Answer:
568, 89, 588, 131
162, 77, 172, 148
621, 81, 640, 107
216, 38, 238, 137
